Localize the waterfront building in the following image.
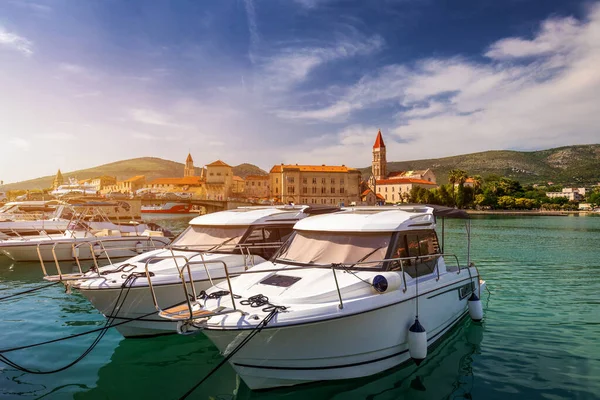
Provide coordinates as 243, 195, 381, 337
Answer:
104, 175, 146, 194
369, 130, 438, 203
269, 164, 361, 205
244, 175, 270, 199
360, 188, 385, 205
146, 176, 203, 191
546, 188, 586, 202
232, 176, 245, 195
81, 176, 117, 191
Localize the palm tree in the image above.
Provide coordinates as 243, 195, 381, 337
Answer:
448, 169, 468, 207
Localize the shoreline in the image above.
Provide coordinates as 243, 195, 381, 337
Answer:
466, 210, 597, 216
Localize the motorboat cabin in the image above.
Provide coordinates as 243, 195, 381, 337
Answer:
166, 205, 485, 390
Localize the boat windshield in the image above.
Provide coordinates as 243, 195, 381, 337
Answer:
171, 225, 248, 252
276, 231, 392, 268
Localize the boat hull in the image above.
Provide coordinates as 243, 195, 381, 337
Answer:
203, 278, 483, 390
78, 279, 219, 337
0, 237, 171, 262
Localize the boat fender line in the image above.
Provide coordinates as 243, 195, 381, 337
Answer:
178, 308, 280, 400
0, 281, 62, 302
408, 317, 427, 365
468, 293, 484, 322
371, 273, 402, 293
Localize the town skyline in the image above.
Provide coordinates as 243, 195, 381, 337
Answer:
2, 0, 600, 183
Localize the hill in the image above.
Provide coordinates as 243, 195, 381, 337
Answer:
3, 157, 268, 191
359, 144, 600, 185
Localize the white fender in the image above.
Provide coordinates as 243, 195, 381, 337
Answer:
135, 241, 143, 254
71, 246, 80, 259
468, 293, 484, 322
92, 243, 102, 257
408, 317, 427, 365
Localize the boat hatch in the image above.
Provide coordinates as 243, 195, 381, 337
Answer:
260, 274, 302, 287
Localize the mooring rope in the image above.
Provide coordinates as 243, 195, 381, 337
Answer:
0, 281, 62, 301
178, 308, 280, 399
0, 273, 140, 373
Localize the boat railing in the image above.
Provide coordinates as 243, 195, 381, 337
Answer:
39, 237, 167, 282
156, 251, 464, 321
143, 242, 288, 318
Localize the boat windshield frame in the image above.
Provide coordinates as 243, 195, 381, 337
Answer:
273, 230, 396, 271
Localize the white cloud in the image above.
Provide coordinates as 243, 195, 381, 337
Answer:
485, 16, 583, 60
35, 132, 76, 140
129, 109, 173, 126
0, 26, 33, 56
277, 4, 600, 161
9, 138, 31, 150
243, 0, 259, 63
258, 34, 384, 91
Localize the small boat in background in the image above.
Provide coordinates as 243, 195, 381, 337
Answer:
141, 202, 191, 214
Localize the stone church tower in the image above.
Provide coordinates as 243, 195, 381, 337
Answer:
52, 169, 64, 189
184, 153, 195, 177
372, 130, 387, 180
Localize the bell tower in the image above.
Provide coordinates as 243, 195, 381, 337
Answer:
372, 130, 386, 180
184, 153, 195, 177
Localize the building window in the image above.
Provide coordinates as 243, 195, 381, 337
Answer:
385, 187, 388, 192
303, 187, 308, 194
385, 194, 388, 200
289, 177, 295, 183
275, 187, 279, 194
340, 187, 345, 194
258, 182, 261, 186
340, 178, 344, 185
331, 178, 335, 184
217, 172, 222, 176
392, 186, 394, 192
321, 187, 326, 194
288, 186, 295, 194
392, 194, 395, 201
276, 178, 279, 184
312, 187, 317, 194
252, 182, 255, 186
330, 187, 335, 194
303, 178, 307, 184
321, 178, 326, 184
312, 178, 317, 184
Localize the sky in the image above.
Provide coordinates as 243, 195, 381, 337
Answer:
1, 0, 599, 184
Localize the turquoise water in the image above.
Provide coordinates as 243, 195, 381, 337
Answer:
1, 215, 599, 399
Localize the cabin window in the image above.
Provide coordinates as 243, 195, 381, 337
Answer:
242, 226, 294, 259
389, 230, 440, 277
172, 225, 247, 250
277, 231, 391, 269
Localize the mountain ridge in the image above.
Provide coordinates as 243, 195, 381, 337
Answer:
2, 157, 268, 191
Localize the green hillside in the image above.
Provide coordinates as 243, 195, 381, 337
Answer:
359, 144, 600, 185
3, 157, 267, 190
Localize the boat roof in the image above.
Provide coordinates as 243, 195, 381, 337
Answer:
293, 205, 441, 233
2, 200, 64, 207
189, 206, 314, 226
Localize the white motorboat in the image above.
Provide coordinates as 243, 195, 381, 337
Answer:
167, 205, 485, 390
66, 206, 333, 338
51, 177, 98, 197
0, 226, 170, 262
0, 201, 73, 237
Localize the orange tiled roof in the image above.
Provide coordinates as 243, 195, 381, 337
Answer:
123, 175, 145, 182
465, 178, 475, 183
373, 130, 385, 149
147, 176, 203, 185
361, 189, 372, 196
270, 164, 358, 173
376, 178, 437, 185
376, 193, 385, 200
233, 176, 244, 181
245, 175, 269, 180
206, 160, 231, 167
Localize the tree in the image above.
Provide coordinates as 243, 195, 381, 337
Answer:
448, 169, 468, 207
497, 196, 516, 209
